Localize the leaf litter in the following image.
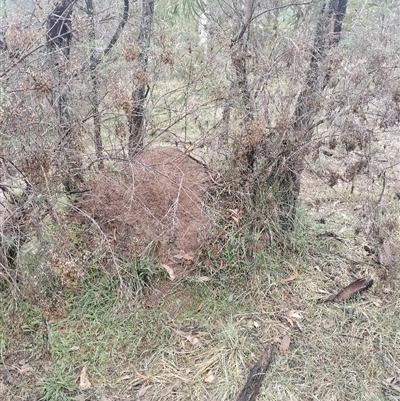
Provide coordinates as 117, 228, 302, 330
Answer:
79, 366, 91, 389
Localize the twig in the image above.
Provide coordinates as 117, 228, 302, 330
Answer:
376, 171, 386, 207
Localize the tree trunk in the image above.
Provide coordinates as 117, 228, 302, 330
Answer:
230, 0, 257, 175
128, 0, 155, 158
269, 0, 348, 228
86, 0, 129, 169
47, 0, 83, 193
86, 0, 103, 169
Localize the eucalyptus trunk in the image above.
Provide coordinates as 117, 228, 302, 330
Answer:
86, 0, 129, 169
269, 0, 348, 228
86, 0, 103, 169
47, 0, 82, 193
128, 0, 155, 158
231, 0, 257, 175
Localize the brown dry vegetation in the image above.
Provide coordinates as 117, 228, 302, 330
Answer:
1, 1, 400, 400
1, 139, 400, 400
74, 147, 213, 267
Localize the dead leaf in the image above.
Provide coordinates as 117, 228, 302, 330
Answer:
384, 377, 398, 385
294, 320, 303, 332
284, 274, 296, 282
79, 366, 91, 389
322, 317, 336, 330
162, 264, 175, 280
228, 208, 242, 225
278, 335, 291, 354
182, 253, 194, 261
173, 252, 193, 261
288, 310, 302, 319
17, 362, 33, 374
204, 373, 215, 383
114, 375, 132, 384
137, 384, 152, 398
198, 276, 210, 282
282, 316, 293, 327
328, 277, 373, 302
232, 216, 240, 224
184, 333, 199, 346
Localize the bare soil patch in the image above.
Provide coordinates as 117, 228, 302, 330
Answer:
76, 147, 214, 268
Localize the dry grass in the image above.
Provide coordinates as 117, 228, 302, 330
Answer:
1, 160, 400, 401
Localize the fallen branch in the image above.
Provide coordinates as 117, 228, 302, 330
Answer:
236, 345, 274, 401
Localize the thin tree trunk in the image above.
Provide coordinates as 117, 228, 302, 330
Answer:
104, 0, 130, 57
221, 99, 231, 147
85, 0, 129, 169
47, 0, 83, 193
128, 0, 155, 158
86, 0, 103, 169
231, 45, 256, 173
271, 0, 348, 228
231, 0, 257, 174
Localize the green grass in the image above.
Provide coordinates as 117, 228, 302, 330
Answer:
1, 202, 400, 400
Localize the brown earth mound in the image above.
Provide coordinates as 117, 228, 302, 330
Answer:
76, 147, 213, 264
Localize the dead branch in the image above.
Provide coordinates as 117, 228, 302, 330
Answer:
236, 345, 274, 401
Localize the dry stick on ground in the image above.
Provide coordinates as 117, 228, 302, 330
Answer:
326, 277, 374, 302
236, 345, 274, 401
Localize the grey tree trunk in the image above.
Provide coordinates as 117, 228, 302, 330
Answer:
231, 0, 257, 175
47, 0, 83, 193
270, 0, 348, 228
86, 0, 103, 169
86, 0, 129, 170
128, 0, 155, 158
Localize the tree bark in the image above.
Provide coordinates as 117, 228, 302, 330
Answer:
86, 0, 129, 169
128, 0, 155, 158
270, 0, 348, 228
47, 0, 83, 193
231, 0, 257, 174
86, 0, 103, 169
104, 0, 130, 57
236, 345, 274, 401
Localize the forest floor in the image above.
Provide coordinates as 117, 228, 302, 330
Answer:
1, 150, 400, 401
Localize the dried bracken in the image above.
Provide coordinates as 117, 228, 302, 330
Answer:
343, 159, 367, 182
50, 252, 82, 289
5, 14, 41, 55
160, 50, 174, 66
123, 43, 141, 62
19, 148, 52, 185
132, 68, 149, 86
27, 69, 55, 95
109, 81, 132, 115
